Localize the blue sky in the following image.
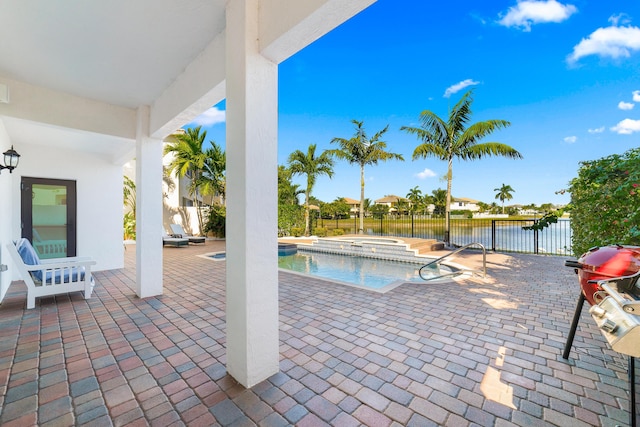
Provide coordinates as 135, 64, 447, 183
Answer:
189, 0, 640, 207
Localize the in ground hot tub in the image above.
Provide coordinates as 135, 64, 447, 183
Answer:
278, 243, 298, 256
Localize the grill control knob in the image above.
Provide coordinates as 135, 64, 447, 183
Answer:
589, 306, 607, 318
600, 319, 618, 333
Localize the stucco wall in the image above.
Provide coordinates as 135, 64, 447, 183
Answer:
9, 142, 123, 275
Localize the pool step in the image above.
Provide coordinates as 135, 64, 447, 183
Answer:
303, 237, 444, 263
408, 239, 445, 254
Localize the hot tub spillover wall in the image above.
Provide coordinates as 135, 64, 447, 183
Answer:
302, 237, 440, 264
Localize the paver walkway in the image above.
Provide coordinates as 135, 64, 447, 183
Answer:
0, 241, 636, 426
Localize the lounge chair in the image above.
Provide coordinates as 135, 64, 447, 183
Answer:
162, 230, 189, 247
6, 238, 96, 309
170, 224, 205, 244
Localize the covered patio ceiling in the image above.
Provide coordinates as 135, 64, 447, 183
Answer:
0, 0, 375, 159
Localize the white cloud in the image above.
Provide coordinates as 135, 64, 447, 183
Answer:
588, 126, 605, 133
619, 101, 635, 110
444, 79, 479, 98
609, 14, 632, 27
633, 90, 640, 102
498, 0, 577, 32
611, 118, 640, 134
189, 106, 226, 127
564, 136, 577, 143
415, 168, 437, 179
568, 24, 640, 64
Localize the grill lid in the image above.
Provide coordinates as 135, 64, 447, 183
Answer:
566, 245, 640, 305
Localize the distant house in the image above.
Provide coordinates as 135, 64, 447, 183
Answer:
342, 197, 360, 216
515, 206, 539, 216
374, 195, 409, 213
451, 197, 480, 212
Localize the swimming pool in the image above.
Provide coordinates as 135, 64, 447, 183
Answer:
278, 251, 455, 292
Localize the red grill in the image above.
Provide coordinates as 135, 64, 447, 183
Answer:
564, 245, 640, 427
566, 245, 640, 305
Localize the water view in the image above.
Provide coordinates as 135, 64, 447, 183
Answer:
319, 217, 573, 255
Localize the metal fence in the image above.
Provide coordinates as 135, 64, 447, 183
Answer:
316, 214, 573, 256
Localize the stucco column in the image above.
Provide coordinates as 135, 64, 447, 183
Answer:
135, 105, 163, 298
225, 0, 279, 388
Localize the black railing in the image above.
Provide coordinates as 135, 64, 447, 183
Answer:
316, 214, 573, 256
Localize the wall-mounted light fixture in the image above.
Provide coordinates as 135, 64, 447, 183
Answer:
0, 145, 20, 174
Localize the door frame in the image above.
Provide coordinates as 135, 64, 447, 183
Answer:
21, 177, 77, 257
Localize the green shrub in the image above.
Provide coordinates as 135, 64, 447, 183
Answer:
313, 228, 327, 237
569, 147, 640, 256
278, 204, 304, 236
332, 228, 344, 236
204, 204, 226, 238
123, 211, 136, 240
291, 227, 304, 237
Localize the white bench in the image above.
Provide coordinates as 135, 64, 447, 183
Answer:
6, 238, 96, 309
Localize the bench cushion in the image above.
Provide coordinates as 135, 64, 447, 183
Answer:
16, 238, 42, 281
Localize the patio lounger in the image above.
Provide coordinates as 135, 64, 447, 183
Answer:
170, 224, 205, 244
163, 231, 189, 247
6, 238, 96, 309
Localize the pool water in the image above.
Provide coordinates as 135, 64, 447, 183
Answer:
278, 251, 451, 290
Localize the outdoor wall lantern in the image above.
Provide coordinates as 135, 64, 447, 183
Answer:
0, 145, 20, 174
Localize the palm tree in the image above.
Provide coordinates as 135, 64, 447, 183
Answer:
401, 90, 522, 243
288, 144, 334, 236
363, 198, 372, 217
164, 126, 213, 234
199, 143, 226, 205
329, 120, 404, 234
406, 186, 423, 213
431, 188, 447, 216
395, 198, 410, 215
278, 165, 303, 206
494, 183, 515, 214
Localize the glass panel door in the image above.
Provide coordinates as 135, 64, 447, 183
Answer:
21, 177, 77, 259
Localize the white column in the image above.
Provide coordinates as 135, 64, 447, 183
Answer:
225, 0, 279, 388
135, 105, 163, 298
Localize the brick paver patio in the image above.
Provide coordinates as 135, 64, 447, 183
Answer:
0, 241, 635, 426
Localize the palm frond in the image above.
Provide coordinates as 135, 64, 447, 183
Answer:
412, 143, 448, 161
460, 142, 523, 160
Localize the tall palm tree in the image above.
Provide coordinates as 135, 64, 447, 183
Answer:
164, 126, 212, 234
494, 183, 515, 214
288, 144, 334, 236
329, 120, 404, 234
401, 90, 522, 243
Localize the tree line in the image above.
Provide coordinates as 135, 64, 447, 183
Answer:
281, 90, 522, 240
